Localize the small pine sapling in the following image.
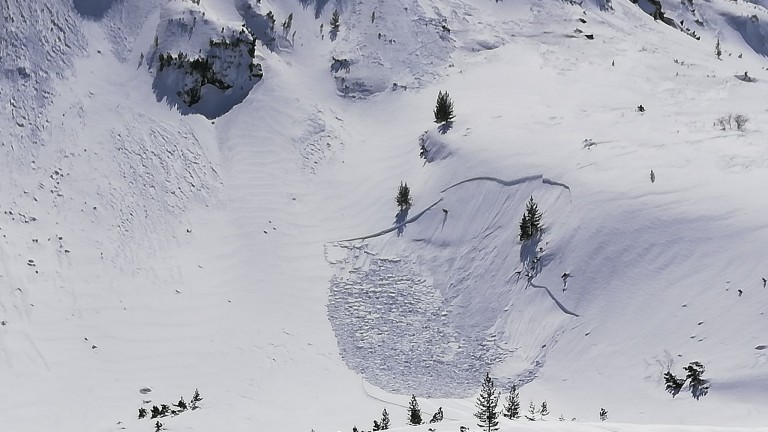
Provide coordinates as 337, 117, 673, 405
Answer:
155, 421, 163, 432
396, 182, 412, 211
664, 371, 685, 397
540, 401, 549, 419
429, 407, 444, 423
175, 397, 187, 411
502, 385, 521, 419
282, 13, 294, 33
525, 401, 537, 421
433, 90, 455, 124
715, 37, 722, 60
599, 408, 608, 421
190, 388, 203, 410
685, 361, 710, 400
372, 420, 381, 431
381, 408, 391, 430
407, 395, 423, 425
330, 10, 341, 30
519, 196, 542, 242
138, 407, 148, 419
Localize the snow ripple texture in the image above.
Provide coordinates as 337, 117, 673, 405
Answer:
327, 243, 504, 398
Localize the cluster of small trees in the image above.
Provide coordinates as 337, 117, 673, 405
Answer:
474, 373, 609, 429
350, 401, 445, 432
405, 394, 444, 426
138, 389, 203, 431
349, 374, 617, 430
664, 361, 710, 400
352, 407, 391, 432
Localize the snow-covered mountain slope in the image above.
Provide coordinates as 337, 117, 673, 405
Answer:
2, 0, 768, 431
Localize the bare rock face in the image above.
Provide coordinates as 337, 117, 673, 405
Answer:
148, 1, 264, 119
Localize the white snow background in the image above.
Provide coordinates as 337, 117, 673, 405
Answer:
1, 0, 768, 431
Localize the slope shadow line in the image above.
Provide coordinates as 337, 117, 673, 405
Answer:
528, 282, 580, 317
441, 175, 571, 193
335, 198, 444, 242
334, 174, 571, 243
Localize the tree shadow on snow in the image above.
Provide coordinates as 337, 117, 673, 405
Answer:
329, 28, 339, 42
437, 121, 453, 135
519, 233, 552, 280
394, 208, 410, 237
298, 0, 334, 19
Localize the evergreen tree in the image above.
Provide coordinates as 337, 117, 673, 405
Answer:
684, 361, 710, 400
433, 91, 455, 124
599, 408, 608, 421
474, 373, 500, 432
138, 407, 148, 419
715, 37, 722, 59
175, 397, 187, 411
151, 405, 161, 419
282, 13, 294, 33
519, 196, 542, 242
429, 407, 444, 423
502, 385, 520, 419
525, 401, 537, 421
381, 408, 391, 430
396, 182, 412, 211
407, 395, 422, 425
373, 420, 381, 431
330, 10, 341, 30
539, 401, 549, 419
352, 427, 358, 432
190, 388, 203, 410
664, 371, 685, 397
155, 421, 163, 432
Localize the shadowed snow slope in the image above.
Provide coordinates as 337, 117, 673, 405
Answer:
1, 0, 768, 431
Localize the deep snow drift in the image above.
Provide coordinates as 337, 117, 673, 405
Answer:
1, 0, 768, 431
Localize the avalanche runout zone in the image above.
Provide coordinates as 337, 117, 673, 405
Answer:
327, 244, 505, 398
